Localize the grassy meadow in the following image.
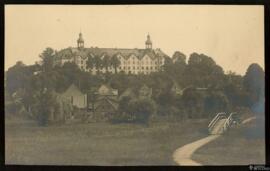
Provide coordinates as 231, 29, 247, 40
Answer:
5, 117, 209, 165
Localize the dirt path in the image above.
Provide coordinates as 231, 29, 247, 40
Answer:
173, 135, 220, 165
173, 116, 256, 165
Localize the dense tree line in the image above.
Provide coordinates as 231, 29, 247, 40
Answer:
5, 47, 265, 125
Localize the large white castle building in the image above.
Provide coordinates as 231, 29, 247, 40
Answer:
55, 32, 169, 74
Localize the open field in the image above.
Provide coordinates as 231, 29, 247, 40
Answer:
192, 118, 265, 165
5, 117, 209, 165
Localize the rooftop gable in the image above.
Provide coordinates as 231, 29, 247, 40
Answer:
56, 47, 169, 61
98, 84, 118, 96
61, 84, 85, 97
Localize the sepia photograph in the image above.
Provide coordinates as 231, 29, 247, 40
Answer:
5, 5, 265, 166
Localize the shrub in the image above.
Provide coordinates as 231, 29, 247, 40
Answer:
111, 97, 156, 125
129, 98, 156, 125
34, 89, 57, 126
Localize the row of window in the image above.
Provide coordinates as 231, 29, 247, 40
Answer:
122, 61, 163, 65
125, 71, 153, 74
76, 58, 163, 66
80, 61, 162, 65
78, 64, 159, 71
119, 66, 158, 70
118, 56, 162, 62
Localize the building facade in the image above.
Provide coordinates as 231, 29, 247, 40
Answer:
60, 84, 87, 109
55, 32, 169, 74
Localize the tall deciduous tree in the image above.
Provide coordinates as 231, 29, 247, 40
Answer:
172, 51, 186, 64
39, 47, 55, 72
86, 54, 95, 73
129, 98, 156, 125
102, 54, 111, 73
6, 61, 31, 94
111, 54, 121, 73
93, 55, 103, 74
185, 53, 224, 87
243, 63, 265, 107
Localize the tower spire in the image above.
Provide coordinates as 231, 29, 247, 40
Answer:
77, 31, 84, 49
145, 33, 152, 49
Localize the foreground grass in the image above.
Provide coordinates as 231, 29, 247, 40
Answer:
5, 117, 209, 165
192, 119, 265, 165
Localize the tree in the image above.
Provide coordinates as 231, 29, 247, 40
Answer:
162, 56, 173, 73
39, 47, 55, 72
172, 51, 186, 64
34, 89, 56, 126
181, 88, 204, 118
223, 71, 247, 108
6, 61, 34, 95
185, 53, 224, 87
170, 51, 187, 85
156, 89, 174, 107
204, 91, 230, 117
108, 72, 130, 94
111, 54, 121, 73
102, 54, 111, 73
118, 96, 132, 114
129, 98, 156, 125
87, 88, 98, 115
243, 63, 265, 107
93, 55, 103, 74
86, 54, 95, 73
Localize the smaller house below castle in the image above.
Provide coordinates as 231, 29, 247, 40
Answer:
118, 88, 136, 100
139, 84, 152, 98
119, 84, 153, 101
61, 84, 87, 109
97, 84, 118, 97
89, 84, 119, 120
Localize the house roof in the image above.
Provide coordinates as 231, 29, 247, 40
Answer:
55, 47, 169, 61
97, 84, 118, 96
51, 90, 72, 104
119, 88, 136, 100
61, 84, 85, 97
95, 97, 119, 110
139, 84, 152, 92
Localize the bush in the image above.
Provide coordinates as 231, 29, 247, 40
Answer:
34, 89, 57, 126
110, 112, 134, 124
111, 97, 156, 125
129, 98, 156, 125
181, 88, 204, 118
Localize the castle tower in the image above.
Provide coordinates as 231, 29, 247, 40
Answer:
77, 32, 84, 49
145, 34, 152, 49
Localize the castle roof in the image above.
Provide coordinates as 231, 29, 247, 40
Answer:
55, 47, 168, 61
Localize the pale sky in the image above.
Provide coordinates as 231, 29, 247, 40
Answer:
5, 5, 264, 75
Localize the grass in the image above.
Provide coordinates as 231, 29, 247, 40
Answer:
192, 118, 265, 165
5, 116, 209, 165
